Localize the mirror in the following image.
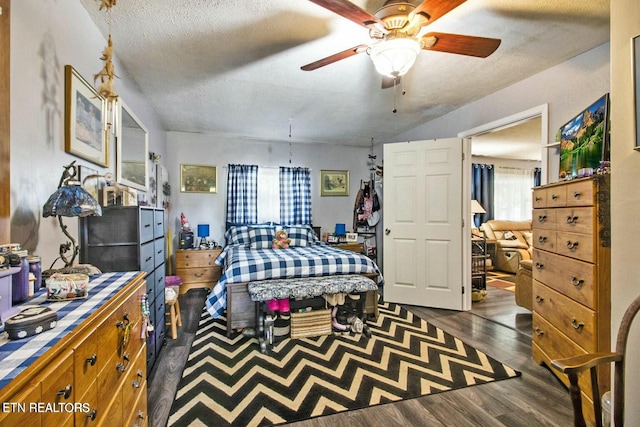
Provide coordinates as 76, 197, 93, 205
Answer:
116, 100, 148, 192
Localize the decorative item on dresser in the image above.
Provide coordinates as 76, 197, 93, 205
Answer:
79, 206, 166, 373
531, 175, 610, 426
0, 272, 147, 426
175, 248, 222, 295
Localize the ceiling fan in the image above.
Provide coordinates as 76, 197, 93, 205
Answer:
301, 0, 501, 86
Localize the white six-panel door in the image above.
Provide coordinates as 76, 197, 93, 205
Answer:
383, 139, 465, 310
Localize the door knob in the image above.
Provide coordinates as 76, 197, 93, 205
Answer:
384, 228, 391, 235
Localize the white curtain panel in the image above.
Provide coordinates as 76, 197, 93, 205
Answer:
493, 167, 534, 221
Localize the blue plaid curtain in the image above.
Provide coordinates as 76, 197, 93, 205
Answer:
471, 163, 494, 226
279, 167, 311, 225
226, 164, 258, 226
534, 167, 542, 187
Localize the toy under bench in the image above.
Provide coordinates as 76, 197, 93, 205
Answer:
225, 273, 380, 338
247, 274, 379, 353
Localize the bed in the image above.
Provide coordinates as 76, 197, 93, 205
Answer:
204, 224, 383, 335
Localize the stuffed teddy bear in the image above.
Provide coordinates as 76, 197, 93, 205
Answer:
272, 229, 291, 249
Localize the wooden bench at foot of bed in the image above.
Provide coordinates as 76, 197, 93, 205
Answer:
226, 273, 380, 337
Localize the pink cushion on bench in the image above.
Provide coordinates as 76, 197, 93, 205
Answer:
165, 275, 183, 287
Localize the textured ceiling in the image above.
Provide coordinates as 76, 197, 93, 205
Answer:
79, 0, 609, 148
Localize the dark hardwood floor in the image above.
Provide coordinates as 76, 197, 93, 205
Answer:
148, 285, 574, 427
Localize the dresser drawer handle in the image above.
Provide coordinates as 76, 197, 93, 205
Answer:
535, 262, 544, 270
57, 384, 72, 399
566, 240, 579, 250
535, 196, 542, 202
571, 318, 585, 330
132, 369, 143, 388
537, 236, 547, 243
573, 191, 581, 199
116, 353, 130, 372
571, 277, 584, 287
566, 215, 579, 224
146, 256, 153, 262
86, 354, 97, 366
535, 296, 544, 304
194, 272, 204, 278
87, 409, 97, 421
537, 215, 547, 223
534, 328, 545, 336
134, 410, 146, 427
551, 194, 558, 200
144, 224, 151, 228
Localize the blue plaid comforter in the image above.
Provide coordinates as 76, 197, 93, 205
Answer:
205, 244, 383, 318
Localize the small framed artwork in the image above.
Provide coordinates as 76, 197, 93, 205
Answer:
77, 164, 102, 202
633, 35, 640, 150
320, 170, 349, 196
180, 164, 217, 193
345, 233, 358, 243
64, 65, 109, 167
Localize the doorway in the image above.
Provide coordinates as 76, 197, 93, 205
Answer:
458, 105, 549, 334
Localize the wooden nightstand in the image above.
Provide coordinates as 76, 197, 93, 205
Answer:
175, 248, 222, 294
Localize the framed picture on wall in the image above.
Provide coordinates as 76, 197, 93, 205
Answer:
320, 170, 349, 196
633, 34, 640, 150
64, 65, 109, 167
180, 164, 217, 193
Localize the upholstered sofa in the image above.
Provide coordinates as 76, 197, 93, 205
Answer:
480, 220, 533, 273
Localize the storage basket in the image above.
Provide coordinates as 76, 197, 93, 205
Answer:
290, 308, 331, 339
46, 273, 89, 301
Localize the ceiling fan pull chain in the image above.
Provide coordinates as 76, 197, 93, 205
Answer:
392, 76, 398, 113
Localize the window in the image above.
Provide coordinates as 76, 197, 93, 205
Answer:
493, 166, 534, 220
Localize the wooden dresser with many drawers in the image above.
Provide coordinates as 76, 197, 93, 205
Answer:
0, 272, 147, 427
531, 176, 610, 423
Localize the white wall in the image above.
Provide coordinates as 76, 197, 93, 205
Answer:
611, 0, 640, 425
10, 1, 166, 268
394, 42, 610, 187
166, 131, 372, 247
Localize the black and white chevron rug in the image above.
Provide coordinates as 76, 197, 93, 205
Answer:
168, 302, 520, 426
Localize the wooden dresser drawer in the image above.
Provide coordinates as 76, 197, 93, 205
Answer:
565, 179, 594, 207
532, 187, 547, 208
532, 229, 556, 251
121, 346, 147, 412
555, 231, 594, 262
532, 208, 557, 230
176, 266, 219, 284
532, 249, 596, 309
176, 250, 218, 268
532, 280, 596, 352
546, 186, 567, 207
74, 329, 99, 394
125, 381, 148, 427
41, 351, 75, 426
555, 207, 594, 234
532, 313, 591, 396
76, 379, 98, 426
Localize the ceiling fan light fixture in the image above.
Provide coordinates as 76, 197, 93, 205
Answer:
369, 37, 421, 78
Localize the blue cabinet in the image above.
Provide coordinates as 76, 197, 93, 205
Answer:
79, 206, 166, 373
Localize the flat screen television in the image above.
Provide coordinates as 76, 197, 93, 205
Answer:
558, 93, 609, 180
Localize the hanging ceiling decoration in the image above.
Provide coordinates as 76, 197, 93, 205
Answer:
301, 0, 501, 88
94, 0, 118, 105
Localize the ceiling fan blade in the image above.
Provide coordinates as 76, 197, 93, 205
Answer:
421, 32, 501, 58
301, 44, 368, 71
381, 75, 401, 89
410, 0, 467, 26
308, 0, 385, 31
